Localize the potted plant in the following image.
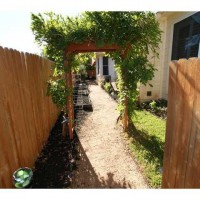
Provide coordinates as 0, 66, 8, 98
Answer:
86, 65, 96, 78
13, 167, 33, 188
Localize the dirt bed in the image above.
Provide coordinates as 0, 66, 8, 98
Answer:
31, 113, 79, 188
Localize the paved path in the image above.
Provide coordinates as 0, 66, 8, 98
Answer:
72, 84, 148, 188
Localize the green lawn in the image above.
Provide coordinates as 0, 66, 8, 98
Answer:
128, 109, 166, 188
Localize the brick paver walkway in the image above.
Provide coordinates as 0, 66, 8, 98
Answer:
72, 84, 148, 188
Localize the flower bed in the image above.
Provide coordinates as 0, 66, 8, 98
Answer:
139, 99, 167, 119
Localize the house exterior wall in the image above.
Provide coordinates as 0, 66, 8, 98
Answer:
161, 12, 197, 99
139, 17, 165, 102
139, 12, 197, 102
95, 53, 117, 82
108, 58, 116, 81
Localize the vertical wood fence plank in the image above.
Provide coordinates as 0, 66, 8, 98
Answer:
20, 52, 37, 166
162, 61, 178, 188
167, 60, 186, 187
184, 58, 199, 188
174, 59, 195, 187
192, 58, 200, 187
173, 59, 189, 187
12, 49, 30, 167
4, 48, 23, 166
0, 48, 20, 187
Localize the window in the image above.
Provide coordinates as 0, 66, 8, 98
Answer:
147, 91, 152, 96
171, 12, 200, 60
103, 56, 109, 75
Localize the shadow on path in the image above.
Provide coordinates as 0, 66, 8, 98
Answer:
71, 138, 132, 188
128, 122, 164, 168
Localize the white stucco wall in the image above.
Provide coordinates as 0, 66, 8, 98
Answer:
160, 12, 197, 99
139, 15, 166, 102
108, 58, 116, 81
96, 56, 103, 76
139, 12, 197, 102
95, 53, 117, 82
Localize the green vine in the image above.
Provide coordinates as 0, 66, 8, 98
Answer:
31, 11, 161, 118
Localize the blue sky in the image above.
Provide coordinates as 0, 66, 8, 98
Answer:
0, 11, 39, 54
0, 11, 79, 54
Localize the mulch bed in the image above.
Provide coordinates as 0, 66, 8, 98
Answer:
30, 81, 93, 188
31, 112, 79, 188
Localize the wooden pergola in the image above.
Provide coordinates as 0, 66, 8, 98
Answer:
64, 42, 128, 139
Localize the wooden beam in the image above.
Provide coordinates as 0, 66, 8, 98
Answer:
66, 42, 120, 54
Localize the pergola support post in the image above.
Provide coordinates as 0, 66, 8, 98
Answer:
64, 57, 74, 140
123, 96, 128, 131
62, 105, 67, 138
121, 52, 128, 131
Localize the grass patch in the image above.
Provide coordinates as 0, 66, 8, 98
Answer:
128, 109, 166, 188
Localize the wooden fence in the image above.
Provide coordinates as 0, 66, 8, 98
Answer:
0, 47, 59, 188
162, 58, 200, 188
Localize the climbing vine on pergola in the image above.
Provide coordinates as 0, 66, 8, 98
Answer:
31, 11, 161, 139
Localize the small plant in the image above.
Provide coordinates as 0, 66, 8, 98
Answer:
86, 65, 95, 71
13, 167, 33, 188
149, 100, 157, 110
103, 82, 112, 94
47, 78, 69, 108
140, 99, 167, 119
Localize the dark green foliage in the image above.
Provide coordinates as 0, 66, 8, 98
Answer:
150, 100, 157, 110
140, 99, 168, 119
103, 82, 112, 94
47, 78, 70, 108
31, 11, 161, 115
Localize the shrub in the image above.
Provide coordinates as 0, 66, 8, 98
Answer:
149, 100, 157, 110
103, 82, 112, 93
140, 99, 168, 119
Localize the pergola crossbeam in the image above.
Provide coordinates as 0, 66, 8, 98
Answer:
64, 42, 127, 140
66, 42, 120, 54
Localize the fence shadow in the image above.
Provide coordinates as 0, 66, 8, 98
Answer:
71, 137, 132, 188
127, 123, 164, 167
